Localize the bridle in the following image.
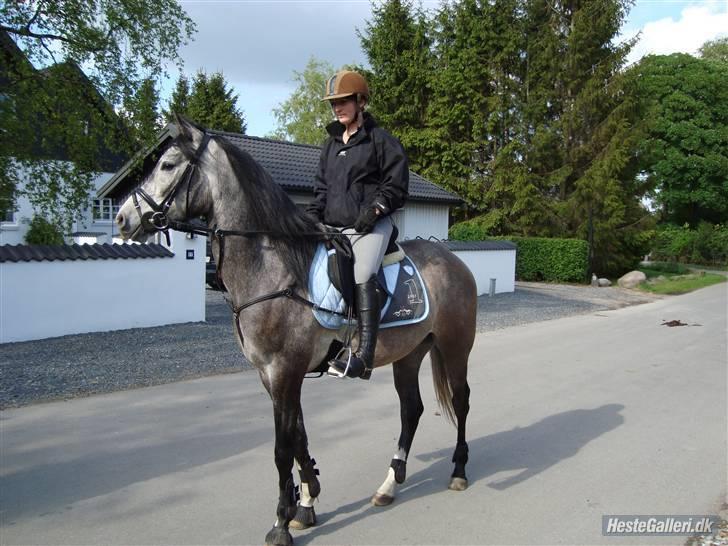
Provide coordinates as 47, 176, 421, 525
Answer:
132, 132, 211, 245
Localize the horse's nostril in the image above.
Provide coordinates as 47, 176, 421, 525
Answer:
115, 212, 124, 226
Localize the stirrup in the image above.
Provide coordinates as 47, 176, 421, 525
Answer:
327, 347, 369, 379
327, 346, 354, 378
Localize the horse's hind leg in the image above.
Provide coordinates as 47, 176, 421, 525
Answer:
431, 342, 471, 491
371, 337, 432, 506
290, 406, 320, 530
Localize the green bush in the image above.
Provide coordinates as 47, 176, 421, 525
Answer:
651, 223, 728, 266
449, 220, 589, 283
24, 216, 65, 245
506, 236, 589, 283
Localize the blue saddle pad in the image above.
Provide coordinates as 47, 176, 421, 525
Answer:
308, 243, 429, 330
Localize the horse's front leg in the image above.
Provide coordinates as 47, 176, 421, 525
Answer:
261, 369, 304, 546
290, 406, 320, 530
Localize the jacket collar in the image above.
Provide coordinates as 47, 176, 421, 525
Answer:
326, 112, 378, 140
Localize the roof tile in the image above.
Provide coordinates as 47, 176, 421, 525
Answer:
0, 243, 174, 263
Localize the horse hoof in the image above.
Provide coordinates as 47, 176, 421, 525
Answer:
448, 477, 468, 491
289, 505, 316, 530
371, 493, 394, 506
264, 527, 293, 546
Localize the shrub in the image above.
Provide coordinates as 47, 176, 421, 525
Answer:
506, 236, 589, 283
449, 220, 589, 283
24, 215, 65, 245
651, 223, 728, 266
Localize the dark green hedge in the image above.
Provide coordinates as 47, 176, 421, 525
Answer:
506, 236, 589, 283
449, 221, 589, 283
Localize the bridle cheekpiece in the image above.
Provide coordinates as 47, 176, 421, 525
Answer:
131, 130, 211, 245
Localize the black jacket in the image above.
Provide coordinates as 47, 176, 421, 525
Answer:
307, 113, 409, 228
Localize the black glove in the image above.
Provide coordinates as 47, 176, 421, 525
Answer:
354, 207, 379, 233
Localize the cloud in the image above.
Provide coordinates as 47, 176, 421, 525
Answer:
625, 3, 728, 64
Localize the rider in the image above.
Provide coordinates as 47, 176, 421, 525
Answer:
307, 70, 409, 380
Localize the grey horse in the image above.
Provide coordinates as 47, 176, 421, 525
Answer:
115, 116, 477, 546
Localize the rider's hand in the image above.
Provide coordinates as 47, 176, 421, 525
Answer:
354, 207, 379, 233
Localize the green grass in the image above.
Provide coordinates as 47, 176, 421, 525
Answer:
638, 271, 726, 295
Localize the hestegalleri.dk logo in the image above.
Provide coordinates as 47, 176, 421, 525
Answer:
602, 515, 720, 536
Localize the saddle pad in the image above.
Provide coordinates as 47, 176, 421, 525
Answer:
308, 243, 429, 330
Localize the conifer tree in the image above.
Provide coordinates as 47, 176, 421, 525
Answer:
165, 71, 246, 133
122, 78, 162, 145
164, 75, 191, 122
359, 0, 434, 172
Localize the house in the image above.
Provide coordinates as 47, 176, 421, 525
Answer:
1, 172, 119, 245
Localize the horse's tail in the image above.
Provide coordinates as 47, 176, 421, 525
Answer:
430, 345, 456, 425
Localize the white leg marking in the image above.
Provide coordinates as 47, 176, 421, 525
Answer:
296, 462, 316, 507
376, 466, 398, 498
299, 482, 314, 508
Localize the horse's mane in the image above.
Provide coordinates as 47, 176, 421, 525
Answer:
209, 135, 321, 288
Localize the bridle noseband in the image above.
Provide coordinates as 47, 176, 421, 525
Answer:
132, 132, 211, 244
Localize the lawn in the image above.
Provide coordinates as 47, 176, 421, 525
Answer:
638, 262, 726, 295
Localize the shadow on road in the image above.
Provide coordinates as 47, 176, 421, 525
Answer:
292, 404, 625, 544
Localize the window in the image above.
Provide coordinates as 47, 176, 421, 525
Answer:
92, 199, 119, 222
1, 191, 16, 223
1, 207, 15, 223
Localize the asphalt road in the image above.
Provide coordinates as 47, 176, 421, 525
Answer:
1, 283, 725, 545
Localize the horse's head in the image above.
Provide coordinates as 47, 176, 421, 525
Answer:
115, 115, 212, 242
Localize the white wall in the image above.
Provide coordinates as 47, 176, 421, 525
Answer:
0, 231, 205, 343
397, 202, 449, 241
452, 250, 516, 295
0, 169, 115, 245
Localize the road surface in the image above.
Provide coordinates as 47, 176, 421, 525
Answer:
1, 283, 725, 545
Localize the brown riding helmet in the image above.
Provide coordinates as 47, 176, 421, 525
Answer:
322, 70, 369, 101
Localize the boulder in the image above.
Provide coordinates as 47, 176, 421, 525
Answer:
598, 278, 612, 287
618, 270, 647, 289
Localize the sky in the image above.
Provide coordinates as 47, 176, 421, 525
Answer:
168, 0, 728, 137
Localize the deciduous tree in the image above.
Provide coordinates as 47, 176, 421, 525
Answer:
632, 52, 728, 226
270, 57, 334, 145
0, 0, 195, 230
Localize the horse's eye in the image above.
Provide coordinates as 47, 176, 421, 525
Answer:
160, 161, 175, 171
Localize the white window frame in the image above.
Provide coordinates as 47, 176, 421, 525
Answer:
92, 198, 119, 223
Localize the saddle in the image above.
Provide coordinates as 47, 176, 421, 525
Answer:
309, 226, 429, 331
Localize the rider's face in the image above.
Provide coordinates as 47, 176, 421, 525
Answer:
330, 96, 358, 126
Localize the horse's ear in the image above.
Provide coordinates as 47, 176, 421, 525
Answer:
174, 113, 205, 144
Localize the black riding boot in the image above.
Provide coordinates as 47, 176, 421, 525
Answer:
328, 277, 380, 380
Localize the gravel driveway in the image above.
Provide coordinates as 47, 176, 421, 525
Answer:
0, 283, 659, 409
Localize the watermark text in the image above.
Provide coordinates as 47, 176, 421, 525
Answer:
602, 515, 719, 536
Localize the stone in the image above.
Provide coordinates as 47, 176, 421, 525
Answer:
618, 270, 647, 289
598, 278, 612, 287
